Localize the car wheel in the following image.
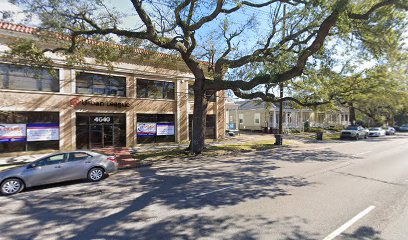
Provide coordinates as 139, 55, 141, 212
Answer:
88, 167, 105, 182
355, 134, 359, 140
1, 178, 24, 196
364, 135, 368, 139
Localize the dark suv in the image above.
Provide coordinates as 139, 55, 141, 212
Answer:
340, 126, 368, 140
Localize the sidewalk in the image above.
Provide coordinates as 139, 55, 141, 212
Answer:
0, 133, 289, 168
0, 144, 190, 168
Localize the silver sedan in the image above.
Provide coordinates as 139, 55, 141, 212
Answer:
0, 151, 118, 195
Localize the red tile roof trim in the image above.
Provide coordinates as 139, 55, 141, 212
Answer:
0, 22, 37, 34
0, 21, 209, 65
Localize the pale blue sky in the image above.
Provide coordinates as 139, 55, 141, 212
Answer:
1, 0, 405, 76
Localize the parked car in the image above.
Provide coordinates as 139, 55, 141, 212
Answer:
0, 151, 118, 195
399, 124, 408, 132
384, 127, 396, 135
340, 126, 368, 140
368, 127, 386, 137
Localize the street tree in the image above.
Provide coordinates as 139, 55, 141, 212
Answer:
290, 57, 408, 126
4, 0, 408, 153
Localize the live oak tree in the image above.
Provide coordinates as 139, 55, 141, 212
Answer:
290, 56, 408, 126
4, 0, 408, 153
351, 65, 408, 126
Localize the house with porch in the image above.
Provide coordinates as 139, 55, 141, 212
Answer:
228, 100, 349, 132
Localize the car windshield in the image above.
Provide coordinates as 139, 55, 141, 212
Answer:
369, 128, 380, 131
346, 126, 358, 130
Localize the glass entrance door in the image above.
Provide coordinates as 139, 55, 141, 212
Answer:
103, 125, 114, 147
90, 125, 103, 148
90, 125, 114, 148
76, 114, 126, 149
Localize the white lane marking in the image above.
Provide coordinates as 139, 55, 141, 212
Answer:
322, 205, 376, 240
185, 175, 276, 199
352, 151, 372, 157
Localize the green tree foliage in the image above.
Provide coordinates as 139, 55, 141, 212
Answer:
3, 0, 407, 153
291, 56, 408, 126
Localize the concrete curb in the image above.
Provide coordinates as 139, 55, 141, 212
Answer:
118, 162, 153, 170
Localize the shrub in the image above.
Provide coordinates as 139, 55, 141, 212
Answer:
309, 127, 323, 133
326, 126, 343, 132
304, 121, 310, 132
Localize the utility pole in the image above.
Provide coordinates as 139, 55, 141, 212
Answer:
279, 82, 284, 135
275, 4, 286, 145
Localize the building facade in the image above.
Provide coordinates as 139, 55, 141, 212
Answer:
0, 22, 225, 154
225, 97, 240, 131
228, 100, 349, 132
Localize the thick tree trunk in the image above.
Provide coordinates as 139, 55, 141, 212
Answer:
179, 53, 209, 154
190, 80, 208, 154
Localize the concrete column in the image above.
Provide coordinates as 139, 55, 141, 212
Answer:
127, 75, 136, 98
70, 69, 76, 94
126, 111, 135, 147
216, 90, 226, 140
59, 107, 76, 151
59, 68, 72, 94
126, 75, 136, 147
272, 110, 276, 128
177, 79, 189, 143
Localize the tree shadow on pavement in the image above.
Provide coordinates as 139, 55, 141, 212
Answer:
340, 226, 384, 240
245, 147, 356, 163
0, 146, 353, 240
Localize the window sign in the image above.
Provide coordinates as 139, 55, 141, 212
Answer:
137, 123, 157, 136
27, 124, 59, 142
91, 116, 112, 124
0, 124, 26, 142
156, 123, 175, 136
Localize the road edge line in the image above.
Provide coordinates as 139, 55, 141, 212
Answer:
322, 205, 376, 240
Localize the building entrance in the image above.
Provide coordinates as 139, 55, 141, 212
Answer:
76, 114, 126, 149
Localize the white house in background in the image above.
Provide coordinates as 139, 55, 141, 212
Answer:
229, 100, 349, 131
225, 97, 240, 131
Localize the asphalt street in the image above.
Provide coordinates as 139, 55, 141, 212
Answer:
1, 133, 408, 240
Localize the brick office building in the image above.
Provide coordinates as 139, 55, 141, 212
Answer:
0, 22, 225, 154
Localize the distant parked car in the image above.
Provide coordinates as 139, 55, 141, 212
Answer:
399, 124, 408, 132
368, 127, 386, 137
340, 126, 368, 140
384, 127, 396, 135
0, 151, 118, 196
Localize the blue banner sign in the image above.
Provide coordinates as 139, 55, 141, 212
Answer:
27, 123, 59, 142
0, 124, 26, 142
